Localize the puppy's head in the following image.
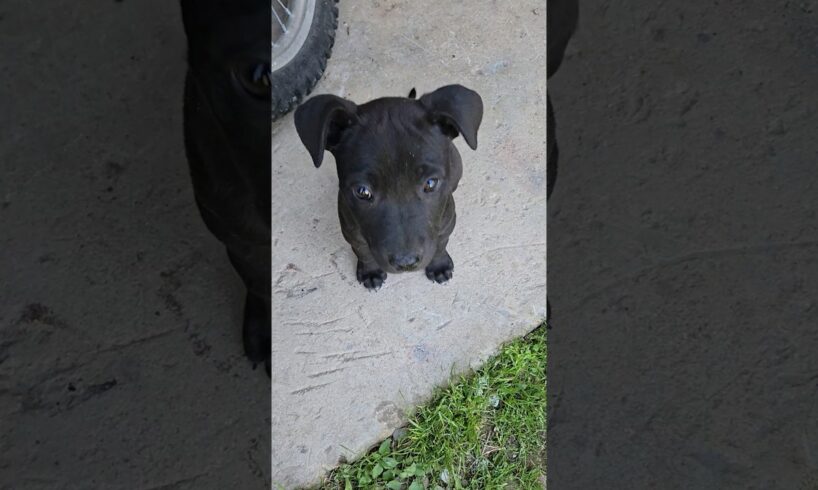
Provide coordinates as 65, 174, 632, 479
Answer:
294, 85, 483, 273
180, 0, 270, 146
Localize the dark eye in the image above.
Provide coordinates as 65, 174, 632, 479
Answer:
423, 178, 440, 193
237, 62, 271, 99
354, 185, 373, 201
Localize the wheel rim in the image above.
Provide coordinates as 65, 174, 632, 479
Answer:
271, 0, 317, 71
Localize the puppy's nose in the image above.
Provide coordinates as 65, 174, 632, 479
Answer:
389, 254, 421, 270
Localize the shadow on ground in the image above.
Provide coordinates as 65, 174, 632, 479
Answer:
0, 1, 270, 488
548, 1, 818, 488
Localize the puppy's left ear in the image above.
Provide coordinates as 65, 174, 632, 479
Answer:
419, 84, 483, 150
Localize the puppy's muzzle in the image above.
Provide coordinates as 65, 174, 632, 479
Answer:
389, 253, 421, 271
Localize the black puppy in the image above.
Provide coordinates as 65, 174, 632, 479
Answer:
294, 85, 483, 290
180, 0, 271, 374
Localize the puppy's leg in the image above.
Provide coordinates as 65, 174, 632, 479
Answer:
427, 199, 456, 284
226, 248, 271, 376
352, 245, 387, 290
242, 291, 271, 375
340, 205, 387, 290
425, 239, 454, 284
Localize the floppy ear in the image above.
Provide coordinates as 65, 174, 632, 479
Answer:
293, 94, 358, 168
419, 84, 483, 150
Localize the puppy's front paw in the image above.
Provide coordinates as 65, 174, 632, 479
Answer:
242, 293, 271, 377
425, 252, 454, 284
357, 261, 387, 290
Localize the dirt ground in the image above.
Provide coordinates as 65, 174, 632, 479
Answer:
0, 1, 270, 488
548, 0, 818, 488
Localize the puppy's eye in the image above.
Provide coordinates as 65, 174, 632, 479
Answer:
354, 185, 373, 201
237, 62, 271, 99
423, 178, 440, 193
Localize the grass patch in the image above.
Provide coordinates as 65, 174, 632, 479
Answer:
317, 325, 546, 489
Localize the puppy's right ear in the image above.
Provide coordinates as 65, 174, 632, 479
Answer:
294, 94, 358, 168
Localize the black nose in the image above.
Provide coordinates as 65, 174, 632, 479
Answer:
389, 254, 421, 270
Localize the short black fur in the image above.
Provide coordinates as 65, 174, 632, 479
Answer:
294, 85, 483, 290
180, 0, 271, 375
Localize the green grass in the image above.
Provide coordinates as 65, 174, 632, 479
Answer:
317, 326, 546, 490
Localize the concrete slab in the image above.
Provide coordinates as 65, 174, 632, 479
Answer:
270, 1, 547, 486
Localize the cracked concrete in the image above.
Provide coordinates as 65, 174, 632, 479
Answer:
270, 1, 547, 487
